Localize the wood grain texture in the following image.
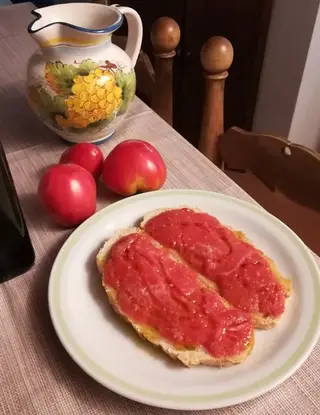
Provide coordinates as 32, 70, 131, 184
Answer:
198, 36, 234, 164
219, 127, 320, 254
178, 0, 273, 146
219, 127, 320, 208
150, 17, 181, 125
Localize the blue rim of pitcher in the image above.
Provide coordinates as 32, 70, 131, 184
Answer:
28, 5, 124, 35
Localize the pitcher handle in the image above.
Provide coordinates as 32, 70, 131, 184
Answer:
113, 5, 143, 68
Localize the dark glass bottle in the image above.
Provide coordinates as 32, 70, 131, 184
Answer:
0, 142, 35, 283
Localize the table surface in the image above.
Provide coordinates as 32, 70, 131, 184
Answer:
0, 3, 320, 415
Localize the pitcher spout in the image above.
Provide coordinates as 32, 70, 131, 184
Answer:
28, 3, 123, 48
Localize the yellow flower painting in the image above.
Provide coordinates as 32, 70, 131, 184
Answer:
28, 59, 136, 133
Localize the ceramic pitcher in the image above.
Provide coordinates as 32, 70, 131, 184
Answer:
26, 3, 142, 144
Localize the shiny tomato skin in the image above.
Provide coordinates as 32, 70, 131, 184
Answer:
102, 140, 166, 196
59, 143, 104, 179
38, 163, 96, 227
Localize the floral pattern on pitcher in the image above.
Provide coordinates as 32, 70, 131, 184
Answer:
27, 58, 136, 134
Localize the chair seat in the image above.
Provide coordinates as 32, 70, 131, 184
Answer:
227, 170, 320, 256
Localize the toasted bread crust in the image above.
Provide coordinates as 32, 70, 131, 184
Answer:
96, 227, 254, 368
140, 207, 292, 329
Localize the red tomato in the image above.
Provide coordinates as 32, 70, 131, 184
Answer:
102, 140, 167, 196
59, 143, 104, 179
38, 164, 96, 227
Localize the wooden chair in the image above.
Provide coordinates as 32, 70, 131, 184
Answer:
197, 36, 320, 256
149, 17, 180, 126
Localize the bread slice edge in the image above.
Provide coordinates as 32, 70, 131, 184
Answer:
96, 227, 254, 367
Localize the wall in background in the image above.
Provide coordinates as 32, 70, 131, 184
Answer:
289, 5, 320, 151
252, 0, 320, 151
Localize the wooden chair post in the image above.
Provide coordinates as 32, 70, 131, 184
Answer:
199, 36, 234, 164
150, 17, 181, 126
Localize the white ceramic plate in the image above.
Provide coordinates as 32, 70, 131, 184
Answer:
48, 189, 320, 411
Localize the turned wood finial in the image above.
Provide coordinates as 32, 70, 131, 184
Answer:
198, 36, 234, 164
151, 17, 181, 58
200, 36, 234, 78
150, 17, 180, 125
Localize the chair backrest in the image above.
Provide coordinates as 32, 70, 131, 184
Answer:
219, 127, 320, 211
198, 36, 234, 164
150, 17, 180, 125
142, 20, 320, 211
196, 36, 320, 210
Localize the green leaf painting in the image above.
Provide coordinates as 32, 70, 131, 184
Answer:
44, 59, 99, 95
77, 59, 99, 75
28, 85, 67, 118
115, 69, 136, 114
30, 58, 136, 132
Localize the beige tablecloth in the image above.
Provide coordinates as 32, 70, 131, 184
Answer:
0, 4, 319, 414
